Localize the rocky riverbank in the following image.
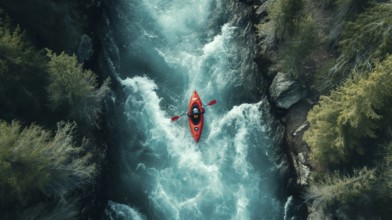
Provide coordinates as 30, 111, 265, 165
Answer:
246, 0, 315, 218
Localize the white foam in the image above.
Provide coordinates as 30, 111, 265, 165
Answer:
284, 196, 293, 220
115, 0, 284, 218
105, 200, 145, 220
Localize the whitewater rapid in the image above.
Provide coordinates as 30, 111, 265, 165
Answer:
102, 0, 286, 219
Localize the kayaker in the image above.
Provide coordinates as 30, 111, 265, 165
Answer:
170, 92, 216, 142
188, 107, 205, 119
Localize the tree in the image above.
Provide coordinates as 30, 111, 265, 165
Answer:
304, 55, 392, 168
306, 167, 375, 211
46, 50, 110, 126
0, 16, 47, 121
328, 1, 392, 86
0, 120, 95, 206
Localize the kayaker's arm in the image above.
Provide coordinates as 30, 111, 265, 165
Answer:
171, 99, 215, 122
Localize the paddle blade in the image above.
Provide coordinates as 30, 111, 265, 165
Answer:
171, 116, 180, 121
207, 100, 217, 106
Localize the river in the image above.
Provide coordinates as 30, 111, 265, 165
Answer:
100, 0, 289, 219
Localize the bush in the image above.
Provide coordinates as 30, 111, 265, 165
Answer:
46, 50, 110, 126
0, 120, 95, 205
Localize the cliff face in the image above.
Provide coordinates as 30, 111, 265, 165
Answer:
248, 0, 323, 218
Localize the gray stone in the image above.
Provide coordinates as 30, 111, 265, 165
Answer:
292, 151, 310, 186
269, 72, 306, 109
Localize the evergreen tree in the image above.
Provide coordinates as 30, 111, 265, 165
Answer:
0, 16, 47, 121
46, 50, 110, 126
328, 1, 392, 85
306, 167, 376, 210
0, 120, 95, 207
304, 55, 392, 168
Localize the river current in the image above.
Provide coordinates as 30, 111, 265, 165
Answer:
100, 0, 289, 219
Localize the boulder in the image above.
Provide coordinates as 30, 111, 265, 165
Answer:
269, 72, 306, 109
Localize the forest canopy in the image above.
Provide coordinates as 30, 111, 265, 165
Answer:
299, 1, 392, 218
0, 12, 108, 218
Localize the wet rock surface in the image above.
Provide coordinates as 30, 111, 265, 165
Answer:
269, 72, 306, 109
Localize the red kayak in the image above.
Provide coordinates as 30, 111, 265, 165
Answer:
187, 91, 205, 142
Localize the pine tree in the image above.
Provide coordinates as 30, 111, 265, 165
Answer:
46, 50, 110, 126
0, 120, 95, 205
329, 1, 392, 83
304, 55, 392, 168
306, 167, 376, 210
0, 17, 47, 120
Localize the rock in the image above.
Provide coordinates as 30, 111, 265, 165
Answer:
77, 34, 93, 62
238, 0, 255, 5
293, 121, 309, 137
269, 72, 306, 109
292, 151, 310, 186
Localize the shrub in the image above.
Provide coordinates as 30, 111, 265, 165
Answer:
46, 50, 110, 126
0, 120, 95, 205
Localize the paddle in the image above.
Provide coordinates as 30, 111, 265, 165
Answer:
171, 99, 217, 122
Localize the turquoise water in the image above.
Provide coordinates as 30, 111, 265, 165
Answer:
102, 0, 286, 219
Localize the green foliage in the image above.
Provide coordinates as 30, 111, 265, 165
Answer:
0, 120, 95, 205
46, 50, 110, 126
283, 15, 316, 79
3, 199, 80, 220
0, 16, 48, 120
0, 6, 107, 220
271, 0, 304, 39
379, 141, 392, 197
0, 23, 39, 69
312, 58, 337, 94
256, 0, 304, 50
307, 140, 392, 218
306, 167, 376, 210
328, 1, 392, 88
304, 55, 392, 168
